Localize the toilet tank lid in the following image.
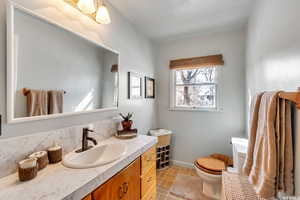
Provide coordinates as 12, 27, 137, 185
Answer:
231, 137, 248, 147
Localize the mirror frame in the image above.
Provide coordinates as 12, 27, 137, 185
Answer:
6, 1, 120, 124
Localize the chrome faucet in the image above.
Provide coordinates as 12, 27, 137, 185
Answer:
76, 128, 98, 153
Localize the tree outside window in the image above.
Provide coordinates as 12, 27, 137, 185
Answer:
174, 67, 217, 109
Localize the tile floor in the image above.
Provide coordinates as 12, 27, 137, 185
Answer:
157, 165, 198, 200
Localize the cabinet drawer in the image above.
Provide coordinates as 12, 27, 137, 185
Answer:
141, 164, 156, 198
141, 146, 156, 175
93, 158, 141, 200
142, 185, 156, 200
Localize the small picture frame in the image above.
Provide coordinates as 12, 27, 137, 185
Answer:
128, 72, 142, 99
145, 77, 155, 98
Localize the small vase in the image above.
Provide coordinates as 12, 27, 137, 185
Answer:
122, 120, 133, 131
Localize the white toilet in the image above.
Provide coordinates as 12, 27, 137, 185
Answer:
194, 138, 248, 199
194, 156, 228, 199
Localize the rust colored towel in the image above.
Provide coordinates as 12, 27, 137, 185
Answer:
26, 89, 48, 117
48, 90, 64, 114
243, 92, 294, 198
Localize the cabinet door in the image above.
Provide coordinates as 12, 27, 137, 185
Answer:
142, 185, 156, 200
93, 158, 141, 200
141, 146, 156, 175
141, 164, 156, 198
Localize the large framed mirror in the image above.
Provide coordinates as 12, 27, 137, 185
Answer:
7, 2, 119, 123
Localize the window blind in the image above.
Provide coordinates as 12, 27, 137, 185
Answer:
169, 54, 224, 70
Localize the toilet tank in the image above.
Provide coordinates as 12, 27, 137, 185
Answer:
231, 137, 248, 174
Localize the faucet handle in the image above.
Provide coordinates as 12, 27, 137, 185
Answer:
83, 127, 95, 133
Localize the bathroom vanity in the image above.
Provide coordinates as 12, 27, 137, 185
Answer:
0, 135, 157, 200
82, 145, 156, 200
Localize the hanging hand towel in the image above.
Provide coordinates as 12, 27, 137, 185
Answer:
276, 98, 294, 196
243, 92, 264, 176
26, 89, 48, 117
243, 92, 294, 198
48, 90, 64, 114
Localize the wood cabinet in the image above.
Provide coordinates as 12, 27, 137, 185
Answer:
140, 146, 157, 200
82, 145, 156, 200
82, 194, 92, 200
141, 164, 156, 197
141, 146, 156, 175
93, 158, 140, 200
142, 185, 156, 200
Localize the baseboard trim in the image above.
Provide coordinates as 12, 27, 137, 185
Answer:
171, 160, 194, 168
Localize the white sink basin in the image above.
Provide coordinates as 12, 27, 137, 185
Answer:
62, 143, 127, 169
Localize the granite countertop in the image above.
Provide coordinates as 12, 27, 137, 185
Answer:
0, 135, 157, 200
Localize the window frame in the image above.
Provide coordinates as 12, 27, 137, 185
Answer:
169, 67, 221, 112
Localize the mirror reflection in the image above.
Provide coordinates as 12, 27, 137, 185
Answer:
13, 8, 119, 119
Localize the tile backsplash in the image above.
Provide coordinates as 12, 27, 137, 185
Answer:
0, 118, 118, 178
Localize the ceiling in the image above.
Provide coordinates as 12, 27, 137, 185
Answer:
108, 0, 253, 40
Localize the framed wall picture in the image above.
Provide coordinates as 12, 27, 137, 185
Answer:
145, 77, 155, 98
128, 72, 142, 99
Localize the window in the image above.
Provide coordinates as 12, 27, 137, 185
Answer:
170, 67, 219, 111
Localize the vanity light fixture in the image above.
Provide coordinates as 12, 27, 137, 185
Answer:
77, 0, 96, 14
65, 0, 111, 24
95, 3, 111, 24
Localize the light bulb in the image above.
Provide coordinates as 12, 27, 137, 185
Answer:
96, 4, 111, 24
77, 0, 96, 14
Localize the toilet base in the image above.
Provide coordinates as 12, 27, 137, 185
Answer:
194, 165, 222, 200
203, 181, 221, 199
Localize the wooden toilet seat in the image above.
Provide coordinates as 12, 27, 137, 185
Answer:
195, 157, 226, 175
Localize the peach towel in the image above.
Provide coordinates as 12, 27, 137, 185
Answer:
48, 90, 64, 114
26, 89, 48, 117
243, 93, 264, 176
243, 92, 294, 198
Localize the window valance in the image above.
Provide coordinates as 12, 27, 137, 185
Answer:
169, 54, 224, 70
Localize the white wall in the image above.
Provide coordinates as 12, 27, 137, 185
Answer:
0, 0, 156, 138
246, 0, 300, 195
155, 28, 246, 166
